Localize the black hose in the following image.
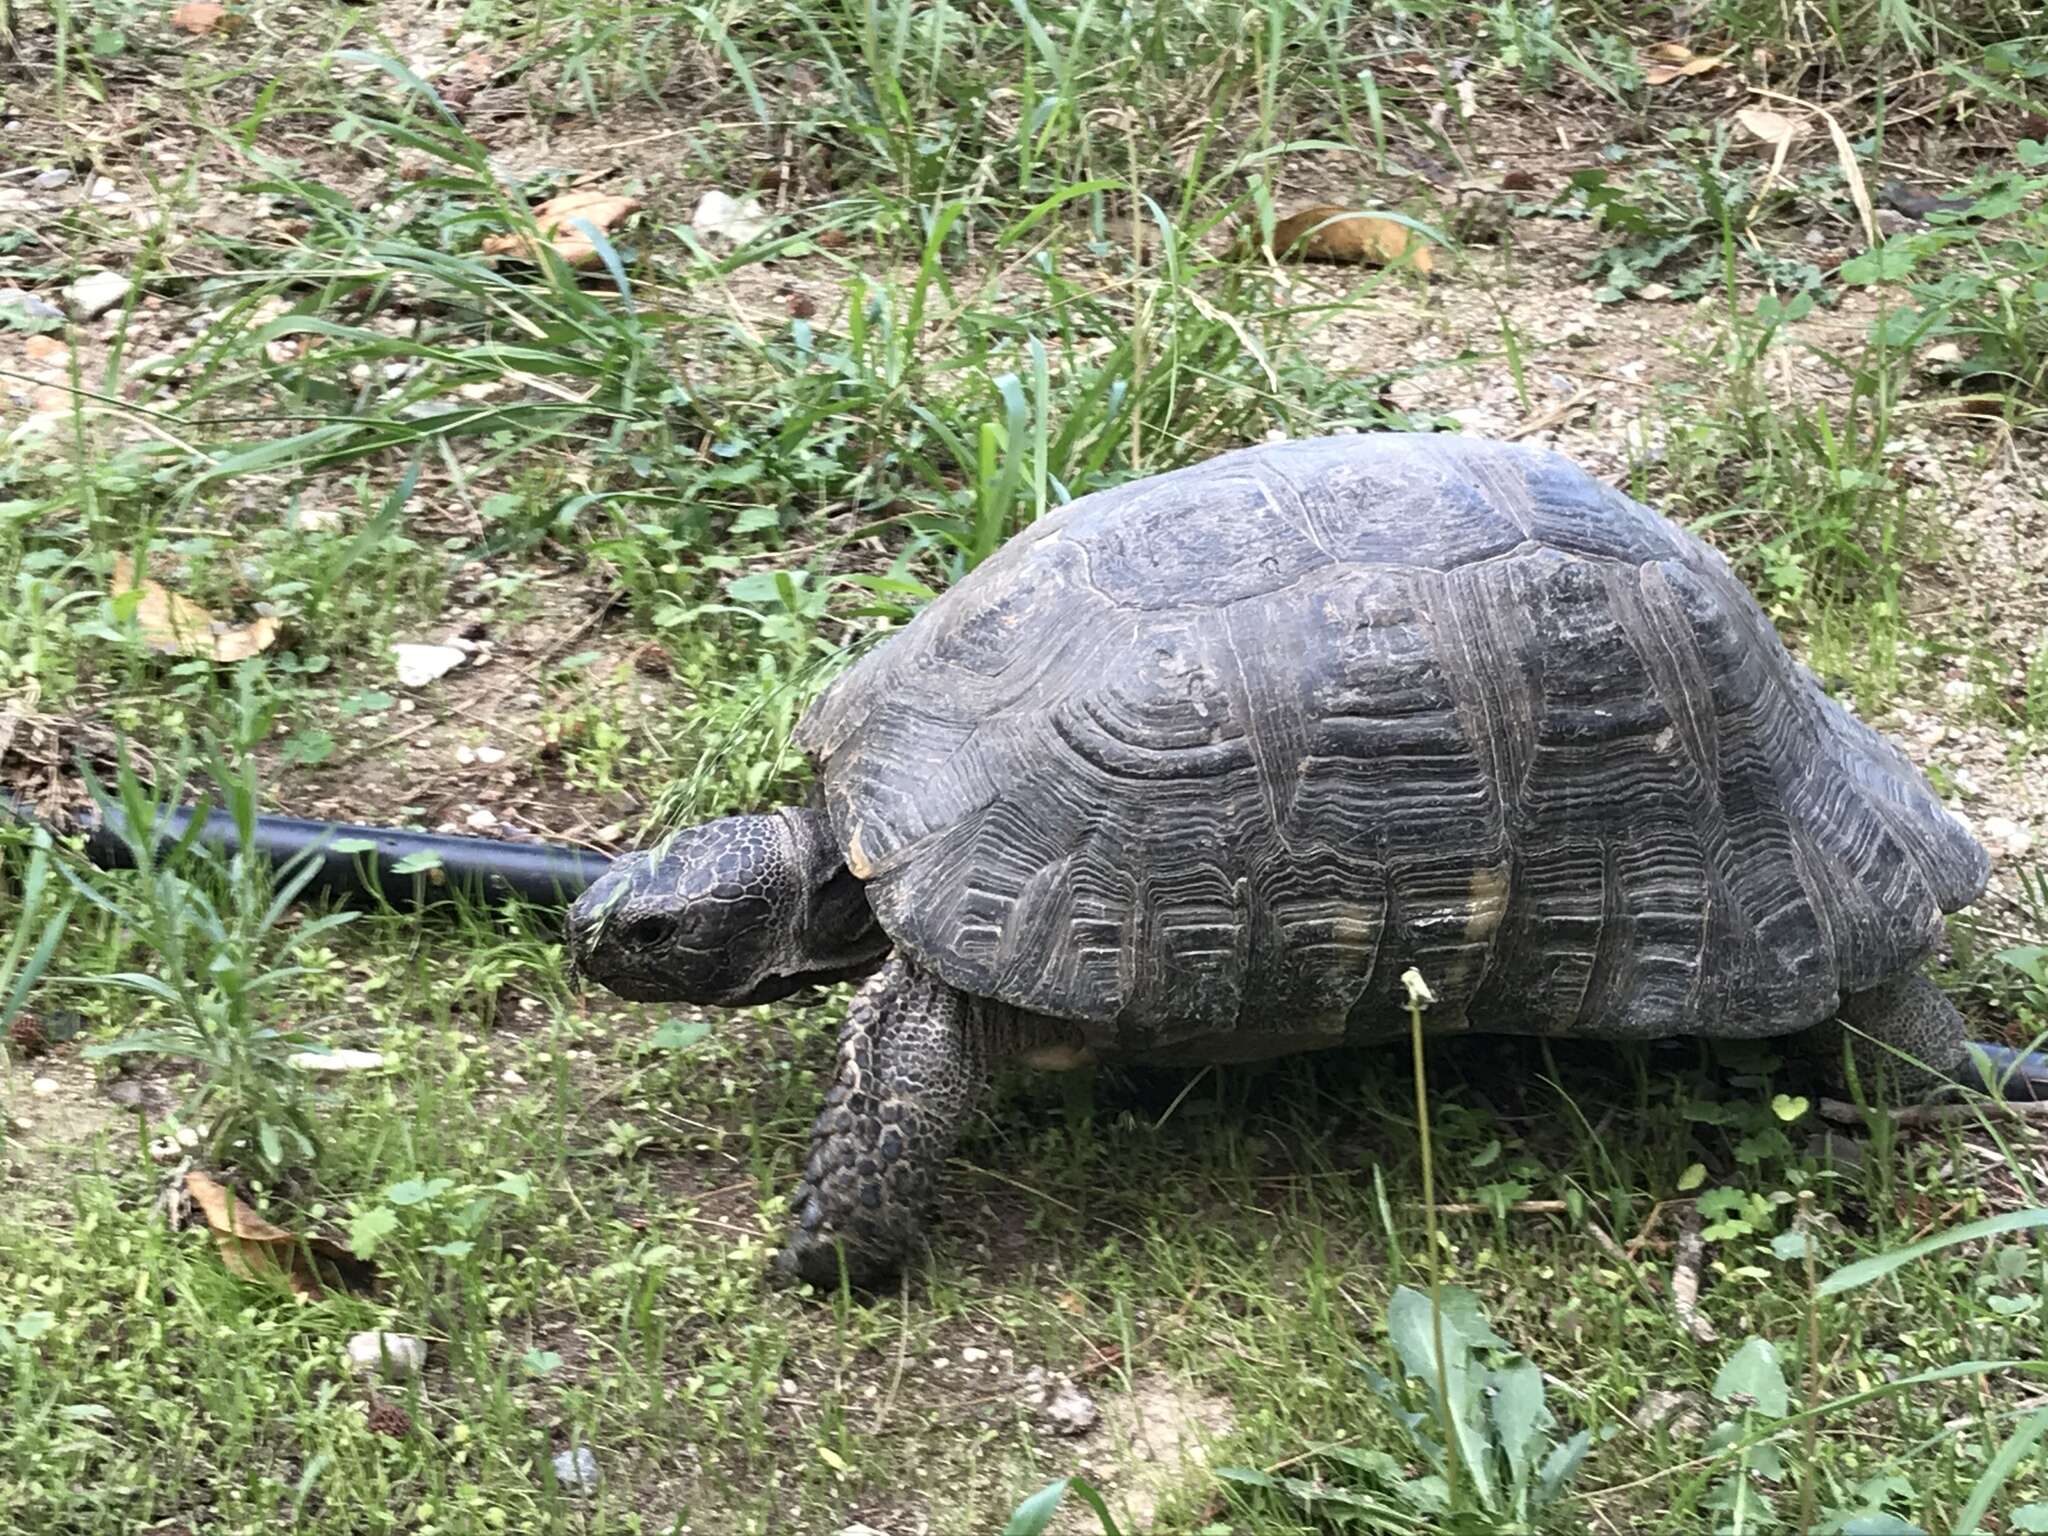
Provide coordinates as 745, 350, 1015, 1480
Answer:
2, 792, 613, 909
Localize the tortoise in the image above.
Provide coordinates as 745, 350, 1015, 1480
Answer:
569, 432, 2045, 1288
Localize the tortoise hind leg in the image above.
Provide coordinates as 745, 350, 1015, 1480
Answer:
1798, 972, 2048, 1102
777, 955, 987, 1289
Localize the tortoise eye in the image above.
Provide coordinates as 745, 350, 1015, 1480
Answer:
618, 916, 674, 949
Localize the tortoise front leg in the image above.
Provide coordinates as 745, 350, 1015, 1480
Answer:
778, 955, 988, 1288
1798, 971, 2048, 1101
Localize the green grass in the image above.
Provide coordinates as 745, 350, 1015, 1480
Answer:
6, 0, 2048, 1531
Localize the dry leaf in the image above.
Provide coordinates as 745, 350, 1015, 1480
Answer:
1269, 206, 1435, 275
1735, 106, 1805, 216
481, 190, 641, 269
170, 1, 226, 33
111, 554, 279, 664
1736, 107, 1802, 147
1646, 56, 1725, 84
1644, 43, 1725, 85
184, 1171, 377, 1299
1815, 106, 1879, 249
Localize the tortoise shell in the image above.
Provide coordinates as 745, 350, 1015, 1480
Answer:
794, 434, 1986, 1051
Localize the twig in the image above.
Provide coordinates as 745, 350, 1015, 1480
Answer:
1671, 1202, 1718, 1345
1505, 391, 1591, 440
1817, 1097, 2048, 1129
872, 1269, 912, 1435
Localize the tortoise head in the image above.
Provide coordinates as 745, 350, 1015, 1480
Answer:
568, 808, 888, 1006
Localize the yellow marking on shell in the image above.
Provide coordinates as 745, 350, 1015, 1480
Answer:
1020, 1042, 1097, 1071
846, 827, 873, 879
1463, 863, 1509, 944
1329, 901, 1381, 961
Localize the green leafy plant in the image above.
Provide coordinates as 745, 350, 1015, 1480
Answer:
1003, 1475, 1125, 1536
62, 731, 355, 1177
0, 828, 75, 1048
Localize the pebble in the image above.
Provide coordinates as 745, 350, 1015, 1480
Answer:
0, 288, 64, 322
501, 1068, 526, 1087
1981, 816, 2035, 861
959, 1346, 989, 1364
1041, 1378, 1099, 1436
346, 1331, 428, 1379
836, 1525, 891, 1536
393, 642, 465, 687
30, 1077, 58, 1097
551, 1447, 599, 1491
465, 808, 498, 831
62, 269, 132, 320
474, 745, 506, 765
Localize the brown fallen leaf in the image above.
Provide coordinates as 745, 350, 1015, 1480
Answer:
1736, 106, 1802, 147
111, 554, 279, 664
184, 1171, 378, 1299
1734, 105, 1805, 214
24, 335, 66, 364
481, 190, 642, 269
1268, 206, 1435, 275
1644, 42, 1726, 85
170, 1, 227, 33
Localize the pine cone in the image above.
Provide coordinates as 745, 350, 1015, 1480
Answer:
364, 1395, 413, 1438
6, 1014, 48, 1060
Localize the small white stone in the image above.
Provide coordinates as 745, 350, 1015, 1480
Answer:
474, 746, 506, 765
836, 1525, 891, 1536
30, 1077, 59, 1097
456, 745, 477, 765
1982, 816, 2035, 861
1041, 1378, 1098, 1436
465, 807, 498, 831
0, 288, 64, 322
960, 1346, 988, 1364
393, 642, 465, 687
149, 1136, 180, 1162
175, 1125, 201, 1147
63, 269, 132, 320
346, 1331, 427, 1379
551, 1447, 599, 1490
690, 188, 772, 245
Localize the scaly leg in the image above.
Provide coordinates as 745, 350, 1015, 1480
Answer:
777, 955, 987, 1288
1799, 972, 2048, 1101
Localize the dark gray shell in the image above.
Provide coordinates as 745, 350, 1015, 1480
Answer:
794, 434, 1988, 1050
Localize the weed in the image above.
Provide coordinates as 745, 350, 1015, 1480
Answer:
62, 734, 356, 1177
